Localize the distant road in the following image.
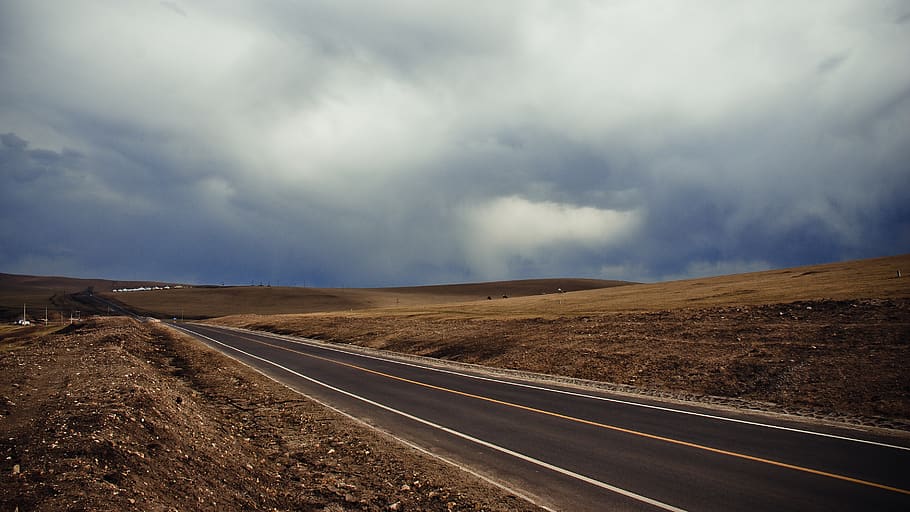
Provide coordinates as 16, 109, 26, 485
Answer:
174, 323, 910, 511
73, 292, 141, 319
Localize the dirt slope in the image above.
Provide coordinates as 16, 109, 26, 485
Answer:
0, 318, 541, 512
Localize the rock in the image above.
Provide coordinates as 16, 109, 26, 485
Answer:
400, 484, 411, 491
389, 501, 401, 511
12, 464, 20, 475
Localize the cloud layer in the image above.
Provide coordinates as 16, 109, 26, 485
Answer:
2, 1, 909, 285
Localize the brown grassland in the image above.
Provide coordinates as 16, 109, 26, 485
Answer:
97, 278, 627, 319
0, 273, 174, 322
209, 254, 910, 425
1, 254, 908, 510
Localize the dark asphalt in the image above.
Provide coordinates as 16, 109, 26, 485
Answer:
173, 322, 910, 512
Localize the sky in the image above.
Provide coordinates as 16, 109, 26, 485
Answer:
2, 1, 909, 287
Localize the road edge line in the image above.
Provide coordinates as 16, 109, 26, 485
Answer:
218, 324, 910, 452
174, 324, 687, 512
169, 324, 559, 512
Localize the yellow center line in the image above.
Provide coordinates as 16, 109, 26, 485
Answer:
229, 330, 910, 497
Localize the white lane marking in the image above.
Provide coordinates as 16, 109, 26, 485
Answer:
177, 325, 687, 512
172, 325, 559, 512
214, 324, 910, 453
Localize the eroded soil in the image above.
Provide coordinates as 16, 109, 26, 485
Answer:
0, 318, 541, 512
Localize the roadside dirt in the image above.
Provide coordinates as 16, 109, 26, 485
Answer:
218, 298, 910, 428
0, 317, 542, 512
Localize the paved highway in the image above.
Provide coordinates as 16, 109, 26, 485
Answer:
173, 322, 910, 511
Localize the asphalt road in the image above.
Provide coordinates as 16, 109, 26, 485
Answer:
173, 322, 910, 511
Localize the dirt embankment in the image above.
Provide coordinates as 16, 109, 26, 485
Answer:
218, 299, 910, 427
0, 318, 541, 512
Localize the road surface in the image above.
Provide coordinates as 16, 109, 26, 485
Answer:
173, 322, 910, 511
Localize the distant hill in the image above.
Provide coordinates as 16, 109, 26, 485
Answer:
6, 253, 908, 322
0, 273, 177, 322
386, 253, 910, 318
0, 272, 630, 321
99, 278, 631, 319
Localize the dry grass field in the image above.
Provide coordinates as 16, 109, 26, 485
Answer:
2, 271, 626, 322
213, 254, 910, 424
100, 254, 909, 322
102, 278, 628, 319
3, 255, 909, 423
364, 253, 910, 319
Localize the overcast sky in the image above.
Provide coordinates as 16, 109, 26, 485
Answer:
2, 1, 909, 286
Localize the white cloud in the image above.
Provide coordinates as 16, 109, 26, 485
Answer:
460, 196, 640, 278
265, 73, 451, 192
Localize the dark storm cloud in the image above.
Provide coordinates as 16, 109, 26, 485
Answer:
0, 132, 87, 203
1, 1, 909, 285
